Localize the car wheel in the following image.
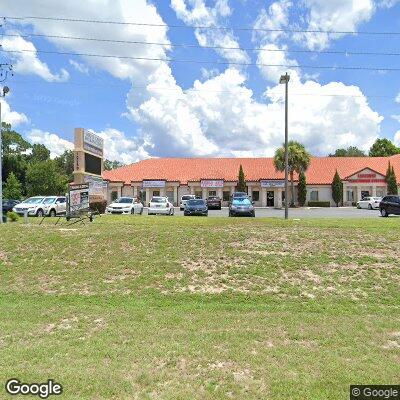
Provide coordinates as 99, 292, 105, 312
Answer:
140, 207, 143, 215
131, 208, 135, 215
368, 204, 372, 210
36, 209, 44, 217
357, 204, 361, 209
380, 208, 388, 217
49, 209, 56, 217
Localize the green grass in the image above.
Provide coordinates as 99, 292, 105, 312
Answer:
0, 216, 399, 399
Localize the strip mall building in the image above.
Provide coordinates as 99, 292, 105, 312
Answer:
102, 155, 400, 207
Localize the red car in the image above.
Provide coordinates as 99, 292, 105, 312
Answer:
206, 196, 222, 210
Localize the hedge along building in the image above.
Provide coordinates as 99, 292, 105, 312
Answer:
102, 155, 400, 207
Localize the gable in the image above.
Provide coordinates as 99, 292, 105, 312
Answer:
346, 168, 386, 184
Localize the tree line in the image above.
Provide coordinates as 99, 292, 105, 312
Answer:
1, 123, 123, 200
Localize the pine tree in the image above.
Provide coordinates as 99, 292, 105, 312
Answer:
331, 170, 343, 207
237, 165, 246, 192
297, 171, 307, 206
386, 163, 398, 195
3, 172, 22, 200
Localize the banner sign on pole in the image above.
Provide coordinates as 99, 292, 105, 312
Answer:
84, 175, 107, 195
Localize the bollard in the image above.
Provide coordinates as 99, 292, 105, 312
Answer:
24, 210, 29, 224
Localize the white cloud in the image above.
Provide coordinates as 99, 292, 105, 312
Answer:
295, 0, 375, 50
0, 98, 28, 126
391, 115, 400, 123
69, 59, 89, 75
128, 64, 382, 157
93, 128, 151, 164
2, 0, 170, 84
394, 131, 400, 147
1, 35, 69, 82
378, 0, 400, 8
396, 93, 400, 103
27, 129, 74, 158
171, 0, 249, 64
252, 0, 292, 45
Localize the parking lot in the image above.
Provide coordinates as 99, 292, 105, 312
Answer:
160, 206, 387, 218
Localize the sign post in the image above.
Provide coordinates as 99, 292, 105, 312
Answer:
66, 183, 90, 221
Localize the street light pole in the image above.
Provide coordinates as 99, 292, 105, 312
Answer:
0, 86, 10, 224
279, 72, 290, 220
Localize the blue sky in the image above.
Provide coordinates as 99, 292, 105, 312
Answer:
1, 0, 400, 162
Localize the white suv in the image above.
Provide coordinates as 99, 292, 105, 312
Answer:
180, 195, 196, 211
13, 196, 47, 217
42, 196, 67, 217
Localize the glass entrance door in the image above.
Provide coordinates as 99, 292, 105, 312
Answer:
267, 191, 274, 207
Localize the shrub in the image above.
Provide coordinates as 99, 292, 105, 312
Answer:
89, 200, 107, 214
308, 201, 331, 207
7, 211, 19, 222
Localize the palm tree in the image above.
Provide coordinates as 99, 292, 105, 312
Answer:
273, 141, 311, 207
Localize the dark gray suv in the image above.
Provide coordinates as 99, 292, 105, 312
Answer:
379, 195, 400, 217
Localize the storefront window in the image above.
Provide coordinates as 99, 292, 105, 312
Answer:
111, 191, 118, 201
195, 191, 202, 199
208, 190, 217, 197
310, 190, 319, 201
152, 190, 160, 197
252, 191, 260, 201
223, 191, 230, 201
376, 187, 385, 197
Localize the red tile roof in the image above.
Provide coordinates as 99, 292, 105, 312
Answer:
103, 155, 400, 185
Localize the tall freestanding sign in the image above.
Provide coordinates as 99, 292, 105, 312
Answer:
73, 128, 107, 202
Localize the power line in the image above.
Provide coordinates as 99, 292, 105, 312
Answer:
3, 48, 400, 72
10, 79, 396, 99
4, 15, 400, 35
2, 32, 400, 57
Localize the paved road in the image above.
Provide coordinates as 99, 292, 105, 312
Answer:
170, 207, 387, 219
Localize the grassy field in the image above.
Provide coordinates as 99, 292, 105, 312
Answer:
0, 215, 399, 399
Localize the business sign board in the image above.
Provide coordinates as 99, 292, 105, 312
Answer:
201, 180, 224, 188
347, 169, 386, 184
142, 180, 166, 188
83, 130, 104, 157
260, 180, 285, 188
84, 174, 107, 195
68, 183, 89, 215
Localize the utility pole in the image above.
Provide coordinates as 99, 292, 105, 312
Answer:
0, 62, 12, 224
279, 72, 290, 220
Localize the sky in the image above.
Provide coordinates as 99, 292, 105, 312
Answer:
0, 0, 400, 163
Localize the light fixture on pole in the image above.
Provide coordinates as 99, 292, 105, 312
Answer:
279, 72, 290, 220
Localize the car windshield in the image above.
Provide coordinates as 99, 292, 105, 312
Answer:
233, 198, 251, 205
233, 193, 247, 197
117, 197, 133, 204
43, 198, 56, 204
24, 197, 45, 204
188, 200, 205, 206
208, 196, 218, 200
182, 195, 194, 200
151, 197, 167, 203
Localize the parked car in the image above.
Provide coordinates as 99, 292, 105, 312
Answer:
356, 196, 382, 210
148, 196, 175, 215
42, 196, 67, 217
229, 197, 255, 217
379, 195, 400, 217
106, 197, 144, 215
184, 199, 208, 216
206, 196, 221, 210
2, 199, 20, 213
13, 196, 47, 217
180, 194, 196, 210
